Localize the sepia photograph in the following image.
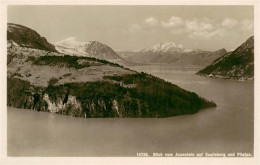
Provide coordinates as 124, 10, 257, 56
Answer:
0, 1, 259, 164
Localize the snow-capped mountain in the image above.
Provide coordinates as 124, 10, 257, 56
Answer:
55, 37, 87, 48
117, 42, 227, 67
54, 38, 135, 66
141, 42, 194, 54
54, 37, 88, 56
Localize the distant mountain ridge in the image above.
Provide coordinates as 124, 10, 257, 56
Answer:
7, 23, 57, 52
117, 42, 227, 67
197, 36, 254, 80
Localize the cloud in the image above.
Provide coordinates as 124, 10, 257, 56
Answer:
240, 19, 254, 32
160, 17, 217, 39
123, 17, 158, 34
188, 28, 225, 39
161, 16, 184, 28
145, 17, 158, 26
185, 18, 213, 32
122, 16, 253, 40
183, 18, 222, 40
221, 18, 238, 28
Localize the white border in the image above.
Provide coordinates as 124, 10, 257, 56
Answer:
0, 0, 259, 165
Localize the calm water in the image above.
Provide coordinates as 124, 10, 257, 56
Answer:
8, 65, 254, 157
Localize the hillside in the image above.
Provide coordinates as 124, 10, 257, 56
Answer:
7, 23, 217, 118
7, 23, 57, 52
117, 42, 227, 67
197, 36, 254, 80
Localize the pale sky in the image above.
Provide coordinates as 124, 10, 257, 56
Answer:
8, 5, 254, 51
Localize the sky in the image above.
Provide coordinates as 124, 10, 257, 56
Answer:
8, 5, 254, 51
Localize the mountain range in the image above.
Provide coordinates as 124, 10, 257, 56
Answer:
117, 42, 227, 67
197, 36, 254, 80
54, 37, 227, 68
8, 22, 227, 68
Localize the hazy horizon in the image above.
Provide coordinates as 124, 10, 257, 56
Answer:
8, 5, 254, 51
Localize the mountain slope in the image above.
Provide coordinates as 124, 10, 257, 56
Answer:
7, 23, 57, 52
7, 24, 216, 118
197, 36, 254, 80
117, 42, 227, 67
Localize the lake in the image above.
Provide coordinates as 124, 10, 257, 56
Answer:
7, 65, 254, 157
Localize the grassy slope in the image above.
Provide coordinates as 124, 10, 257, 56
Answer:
7, 47, 134, 87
